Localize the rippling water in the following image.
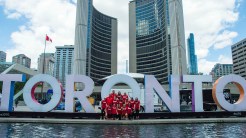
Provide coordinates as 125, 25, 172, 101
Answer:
0, 123, 246, 138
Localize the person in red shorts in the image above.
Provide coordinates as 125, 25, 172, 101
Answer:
134, 97, 140, 119
106, 105, 112, 119
117, 105, 122, 120
101, 98, 107, 119
126, 103, 133, 120
122, 104, 127, 119
111, 104, 118, 120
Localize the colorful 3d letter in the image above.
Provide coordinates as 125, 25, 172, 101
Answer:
65, 75, 95, 113
182, 75, 212, 112
23, 74, 62, 112
212, 74, 246, 111
145, 75, 180, 113
101, 74, 141, 100
0, 74, 25, 111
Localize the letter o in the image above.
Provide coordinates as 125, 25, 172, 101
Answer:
23, 74, 62, 112
101, 74, 141, 99
212, 74, 246, 111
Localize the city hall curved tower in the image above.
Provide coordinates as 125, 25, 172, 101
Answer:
73, 0, 117, 83
129, 0, 187, 84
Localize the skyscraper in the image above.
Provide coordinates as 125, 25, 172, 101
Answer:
37, 53, 55, 76
187, 33, 198, 74
73, 0, 117, 83
54, 45, 74, 87
12, 54, 31, 68
232, 38, 246, 79
0, 51, 6, 62
129, 0, 187, 84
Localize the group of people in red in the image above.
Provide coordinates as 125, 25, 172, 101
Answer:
101, 90, 140, 120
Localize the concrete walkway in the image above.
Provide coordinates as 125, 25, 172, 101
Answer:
0, 118, 246, 125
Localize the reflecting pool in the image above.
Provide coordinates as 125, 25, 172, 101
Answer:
0, 123, 246, 137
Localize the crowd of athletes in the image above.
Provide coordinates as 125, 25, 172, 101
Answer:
100, 90, 140, 120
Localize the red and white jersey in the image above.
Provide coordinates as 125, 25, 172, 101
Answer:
101, 100, 107, 109
134, 100, 140, 110
112, 106, 117, 115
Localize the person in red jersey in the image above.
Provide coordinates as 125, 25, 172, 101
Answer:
125, 99, 129, 108
134, 97, 140, 119
122, 104, 127, 119
106, 96, 112, 107
118, 98, 123, 108
101, 98, 107, 119
130, 97, 135, 109
106, 105, 112, 119
111, 104, 118, 120
116, 91, 122, 100
117, 105, 122, 120
122, 92, 128, 102
126, 103, 133, 120
109, 90, 116, 99
113, 97, 118, 105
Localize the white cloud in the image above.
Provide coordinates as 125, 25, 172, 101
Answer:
4, 10, 22, 19
184, 0, 240, 58
3, 0, 76, 68
1, 0, 241, 74
198, 55, 233, 74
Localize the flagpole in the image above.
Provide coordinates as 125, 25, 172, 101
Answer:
41, 34, 47, 101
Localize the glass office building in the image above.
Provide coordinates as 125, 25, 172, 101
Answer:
54, 45, 74, 87
130, 0, 187, 84
73, 0, 117, 84
187, 33, 198, 75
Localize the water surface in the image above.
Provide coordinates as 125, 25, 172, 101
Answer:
0, 123, 245, 138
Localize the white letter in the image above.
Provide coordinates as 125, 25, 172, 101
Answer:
182, 75, 212, 112
212, 74, 246, 111
65, 75, 95, 113
0, 74, 25, 111
101, 74, 141, 100
23, 74, 62, 112
145, 75, 180, 113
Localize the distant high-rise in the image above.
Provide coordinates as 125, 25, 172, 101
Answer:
37, 53, 55, 76
210, 63, 233, 82
129, 0, 187, 84
232, 38, 246, 79
0, 51, 6, 62
73, 0, 117, 84
187, 33, 198, 74
54, 45, 74, 87
12, 54, 31, 68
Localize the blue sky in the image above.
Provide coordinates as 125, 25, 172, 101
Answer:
0, 0, 245, 74
206, 0, 246, 62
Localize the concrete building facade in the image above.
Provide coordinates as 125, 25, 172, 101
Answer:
54, 45, 74, 87
37, 53, 55, 76
232, 38, 246, 79
187, 33, 198, 75
0, 51, 6, 63
73, 0, 117, 84
12, 54, 31, 68
129, 0, 187, 84
210, 63, 233, 83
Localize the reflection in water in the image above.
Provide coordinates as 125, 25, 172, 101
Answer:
0, 123, 246, 137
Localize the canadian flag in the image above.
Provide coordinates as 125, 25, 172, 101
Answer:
46, 35, 52, 43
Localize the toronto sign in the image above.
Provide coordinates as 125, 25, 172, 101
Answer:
0, 74, 246, 113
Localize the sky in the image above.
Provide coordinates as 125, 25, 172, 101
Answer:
0, 0, 245, 74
